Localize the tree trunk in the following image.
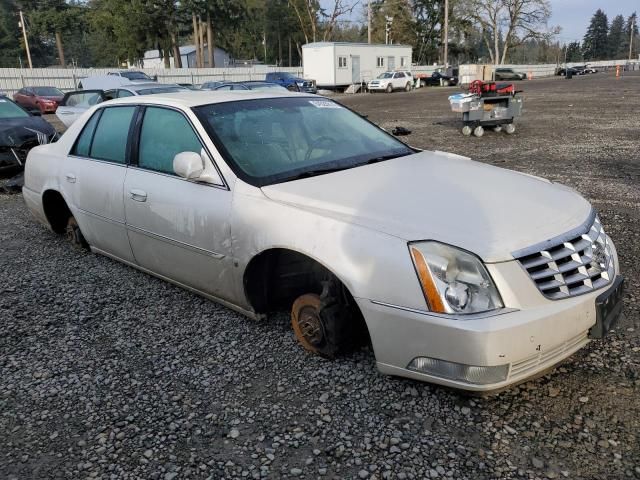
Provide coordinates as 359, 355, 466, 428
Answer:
192, 13, 200, 68
493, 22, 499, 64
278, 28, 282, 66
172, 30, 182, 68
198, 17, 206, 68
163, 47, 171, 69
206, 12, 214, 67
55, 31, 65, 67
288, 36, 292, 67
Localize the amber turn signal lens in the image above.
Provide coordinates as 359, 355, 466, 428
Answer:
410, 246, 446, 313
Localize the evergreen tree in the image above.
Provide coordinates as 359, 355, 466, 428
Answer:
0, 0, 22, 67
565, 41, 582, 62
622, 12, 638, 59
583, 9, 608, 60
608, 14, 625, 59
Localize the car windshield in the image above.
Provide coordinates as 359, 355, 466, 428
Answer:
276, 72, 294, 79
32, 87, 63, 96
0, 98, 29, 118
194, 97, 414, 187
120, 71, 152, 81
378, 72, 394, 79
136, 86, 187, 95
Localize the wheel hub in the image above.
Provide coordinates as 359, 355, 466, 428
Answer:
297, 306, 324, 346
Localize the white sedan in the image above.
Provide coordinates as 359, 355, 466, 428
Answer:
23, 91, 624, 392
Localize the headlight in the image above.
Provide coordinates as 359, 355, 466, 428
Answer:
409, 241, 503, 315
296, 81, 304, 86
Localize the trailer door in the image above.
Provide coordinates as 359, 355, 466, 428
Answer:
351, 55, 360, 83
388, 56, 395, 70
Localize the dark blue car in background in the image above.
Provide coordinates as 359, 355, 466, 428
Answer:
265, 72, 317, 93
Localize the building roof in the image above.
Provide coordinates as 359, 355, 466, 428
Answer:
302, 42, 412, 49
144, 45, 227, 59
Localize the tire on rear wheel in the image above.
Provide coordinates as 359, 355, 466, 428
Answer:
473, 126, 484, 137
504, 123, 516, 135
462, 125, 472, 136
405, 82, 412, 92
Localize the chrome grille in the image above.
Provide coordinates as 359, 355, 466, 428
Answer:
516, 215, 614, 299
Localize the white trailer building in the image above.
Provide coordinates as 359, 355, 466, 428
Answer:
302, 42, 413, 89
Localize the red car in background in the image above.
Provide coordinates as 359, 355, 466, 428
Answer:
13, 86, 64, 114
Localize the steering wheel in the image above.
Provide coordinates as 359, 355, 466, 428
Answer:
304, 136, 334, 162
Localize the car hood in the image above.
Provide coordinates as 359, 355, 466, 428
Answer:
261, 151, 592, 262
0, 117, 56, 146
39, 96, 63, 102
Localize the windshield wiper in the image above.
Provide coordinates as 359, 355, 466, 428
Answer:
364, 151, 413, 165
287, 166, 353, 181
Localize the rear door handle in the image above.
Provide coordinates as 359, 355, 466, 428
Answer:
65, 173, 76, 183
129, 189, 147, 202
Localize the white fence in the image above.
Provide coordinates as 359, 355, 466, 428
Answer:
1, 59, 638, 95
0, 66, 304, 95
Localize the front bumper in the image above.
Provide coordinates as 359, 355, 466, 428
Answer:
358, 273, 623, 392
367, 83, 389, 91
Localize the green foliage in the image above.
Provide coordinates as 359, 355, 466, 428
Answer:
0, 0, 22, 67
608, 15, 625, 59
583, 9, 608, 60
565, 41, 582, 62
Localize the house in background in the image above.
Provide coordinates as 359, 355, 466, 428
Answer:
142, 45, 231, 69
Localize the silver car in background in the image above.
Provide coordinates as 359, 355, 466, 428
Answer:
23, 91, 623, 392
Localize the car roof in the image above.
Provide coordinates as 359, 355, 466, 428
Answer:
101, 90, 308, 108
121, 83, 184, 92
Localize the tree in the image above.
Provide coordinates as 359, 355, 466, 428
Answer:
0, 0, 22, 67
622, 12, 638, 60
457, 0, 553, 64
608, 14, 625, 59
565, 41, 581, 62
582, 9, 608, 60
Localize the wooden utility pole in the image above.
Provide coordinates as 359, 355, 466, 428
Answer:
19, 10, 32, 69
367, 2, 371, 44
443, 0, 449, 68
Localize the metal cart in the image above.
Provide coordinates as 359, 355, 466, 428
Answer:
449, 93, 523, 137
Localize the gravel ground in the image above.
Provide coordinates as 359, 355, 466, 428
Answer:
1, 72, 640, 479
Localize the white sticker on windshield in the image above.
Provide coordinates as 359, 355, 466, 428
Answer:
0, 99, 6, 102
308, 100, 341, 109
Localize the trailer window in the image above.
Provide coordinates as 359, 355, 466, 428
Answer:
400, 57, 408, 67
376, 57, 384, 68
338, 56, 348, 68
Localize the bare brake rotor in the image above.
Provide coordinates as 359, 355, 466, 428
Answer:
291, 294, 326, 355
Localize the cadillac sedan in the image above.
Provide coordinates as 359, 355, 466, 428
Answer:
22, 91, 624, 392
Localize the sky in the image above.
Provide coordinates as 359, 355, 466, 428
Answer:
550, 0, 638, 42
321, 1, 638, 44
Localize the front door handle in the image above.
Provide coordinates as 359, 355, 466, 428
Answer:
65, 173, 76, 183
129, 189, 147, 202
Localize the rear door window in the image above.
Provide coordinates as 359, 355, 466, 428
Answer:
71, 110, 101, 157
89, 106, 136, 164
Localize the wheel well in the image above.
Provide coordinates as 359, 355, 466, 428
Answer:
244, 249, 334, 313
42, 190, 72, 234
244, 248, 370, 348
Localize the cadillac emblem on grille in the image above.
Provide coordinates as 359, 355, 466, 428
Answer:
515, 214, 614, 300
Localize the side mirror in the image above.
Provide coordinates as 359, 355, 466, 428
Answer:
174, 151, 204, 179
173, 150, 224, 186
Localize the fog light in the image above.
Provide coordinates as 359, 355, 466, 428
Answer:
407, 357, 508, 385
